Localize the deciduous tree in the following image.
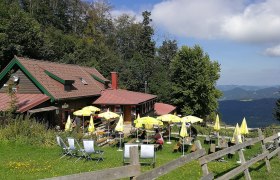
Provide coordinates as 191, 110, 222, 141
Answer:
170, 45, 222, 117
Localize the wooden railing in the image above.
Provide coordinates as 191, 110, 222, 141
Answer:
135, 140, 207, 180
46, 147, 141, 180
199, 129, 280, 180
47, 130, 280, 180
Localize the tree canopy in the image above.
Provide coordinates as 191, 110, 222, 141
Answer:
0, 0, 222, 118
170, 45, 222, 117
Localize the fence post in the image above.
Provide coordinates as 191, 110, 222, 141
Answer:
258, 129, 271, 172
236, 135, 251, 180
274, 132, 280, 159
197, 140, 210, 177
130, 146, 140, 180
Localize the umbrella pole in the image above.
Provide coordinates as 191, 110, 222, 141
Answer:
83, 116, 84, 134
217, 132, 220, 147
167, 124, 171, 144
182, 139, 185, 156
136, 128, 139, 143
108, 122, 110, 137
117, 133, 123, 151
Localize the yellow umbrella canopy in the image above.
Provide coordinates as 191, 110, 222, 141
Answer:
65, 115, 72, 131
181, 115, 203, 123
157, 114, 181, 123
180, 121, 188, 137
82, 106, 100, 112
231, 123, 242, 143
134, 114, 142, 128
88, 116, 95, 133
98, 108, 120, 120
138, 116, 163, 126
240, 117, 249, 135
73, 109, 92, 116
115, 115, 124, 132
214, 114, 221, 131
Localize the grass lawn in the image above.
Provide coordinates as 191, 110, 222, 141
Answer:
1, 137, 280, 180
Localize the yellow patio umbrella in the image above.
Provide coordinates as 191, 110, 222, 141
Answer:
73, 109, 92, 133
240, 117, 249, 135
214, 114, 221, 146
65, 115, 72, 131
98, 108, 120, 120
157, 114, 181, 123
98, 108, 120, 136
240, 117, 249, 142
82, 106, 100, 112
181, 115, 203, 124
134, 114, 142, 142
231, 123, 242, 143
180, 121, 188, 156
138, 116, 163, 126
88, 115, 95, 134
181, 115, 203, 139
157, 114, 181, 144
214, 114, 221, 131
115, 115, 124, 151
115, 114, 124, 132
73, 109, 92, 116
137, 116, 163, 141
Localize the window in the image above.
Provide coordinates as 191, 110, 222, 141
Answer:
80, 78, 88, 85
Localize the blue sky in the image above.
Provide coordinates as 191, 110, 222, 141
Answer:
108, 0, 280, 86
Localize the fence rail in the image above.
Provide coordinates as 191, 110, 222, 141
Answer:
200, 129, 280, 180
48, 130, 280, 180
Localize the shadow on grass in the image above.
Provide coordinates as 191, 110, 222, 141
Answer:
214, 161, 266, 180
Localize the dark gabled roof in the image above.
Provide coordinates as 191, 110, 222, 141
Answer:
93, 89, 157, 105
0, 56, 109, 101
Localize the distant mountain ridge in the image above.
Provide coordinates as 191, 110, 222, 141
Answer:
218, 85, 280, 101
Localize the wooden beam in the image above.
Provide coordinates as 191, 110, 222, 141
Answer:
135, 149, 206, 180
258, 129, 271, 172
267, 147, 280, 159
46, 164, 141, 180
235, 135, 251, 180
216, 151, 269, 180
201, 173, 214, 180
263, 133, 280, 143
199, 136, 264, 165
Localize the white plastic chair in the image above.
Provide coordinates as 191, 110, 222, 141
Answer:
123, 144, 139, 165
140, 144, 156, 168
56, 136, 70, 159
82, 139, 104, 162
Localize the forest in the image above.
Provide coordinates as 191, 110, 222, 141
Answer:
0, 0, 221, 117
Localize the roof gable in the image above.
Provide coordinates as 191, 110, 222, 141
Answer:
0, 56, 109, 100
0, 57, 55, 101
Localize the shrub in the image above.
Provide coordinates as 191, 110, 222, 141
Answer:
0, 115, 56, 147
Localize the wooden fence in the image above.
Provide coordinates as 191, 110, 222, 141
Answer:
46, 147, 141, 180
199, 129, 280, 180
47, 130, 280, 180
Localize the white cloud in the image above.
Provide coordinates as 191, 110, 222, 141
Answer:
151, 0, 280, 44
111, 9, 142, 22
264, 45, 280, 56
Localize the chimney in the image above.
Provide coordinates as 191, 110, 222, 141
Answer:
111, 72, 118, 89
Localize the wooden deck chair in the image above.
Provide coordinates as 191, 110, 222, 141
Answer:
123, 143, 139, 165
56, 136, 70, 158
82, 139, 104, 162
140, 144, 156, 168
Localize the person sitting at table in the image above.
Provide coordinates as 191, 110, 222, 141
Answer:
154, 129, 164, 145
139, 130, 147, 140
